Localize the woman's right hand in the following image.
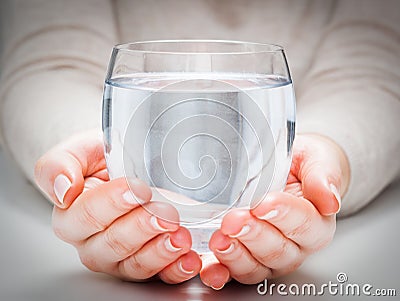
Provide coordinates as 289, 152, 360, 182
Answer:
34, 131, 201, 283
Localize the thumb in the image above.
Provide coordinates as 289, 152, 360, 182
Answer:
34, 130, 105, 208
293, 135, 350, 216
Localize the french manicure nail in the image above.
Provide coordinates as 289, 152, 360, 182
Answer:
178, 260, 194, 274
216, 243, 234, 254
122, 190, 145, 205
211, 284, 225, 290
150, 216, 169, 232
229, 224, 250, 238
257, 209, 279, 221
164, 235, 182, 252
54, 174, 71, 205
329, 183, 342, 213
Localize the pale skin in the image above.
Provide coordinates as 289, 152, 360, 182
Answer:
34, 131, 350, 289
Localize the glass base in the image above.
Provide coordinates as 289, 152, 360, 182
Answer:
186, 223, 220, 254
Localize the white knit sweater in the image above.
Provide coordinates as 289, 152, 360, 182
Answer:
0, 0, 399, 216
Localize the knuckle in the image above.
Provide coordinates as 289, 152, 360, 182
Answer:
51, 210, 72, 243
286, 215, 312, 239
104, 189, 129, 212
79, 253, 101, 272
231, 265, 259, 282
327, 219, 337, 237
312, 238, 331, 252
33, 157, 45, 182
80, 200, 107, 232
232, 265, 271, 284
121, 255, 155, 280
272, 260, 304, 278
311, 227, 335, 252
159, 271, 179, 284
306, 220, 336, 253
260, 239, 290, 265
104, 226, 132, 258
289, 260, 304, 272
52, 223, 69, 242
134, 213, 153, 237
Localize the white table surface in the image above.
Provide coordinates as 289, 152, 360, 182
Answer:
0, 147, 399, 301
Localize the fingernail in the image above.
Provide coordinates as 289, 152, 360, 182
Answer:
150, 216, 169, 232
329, 184, 341, 213
122, 190, 145, 205
54, 174, 71, 205
216, 243, 234, 254
211, 284, 225, 290
257, 209, 279, 220
178, 260, 194, 274
165, 235, 182, 252
229, 224, 250, 238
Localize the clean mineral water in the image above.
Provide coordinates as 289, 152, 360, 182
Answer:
103, 72, 295, 254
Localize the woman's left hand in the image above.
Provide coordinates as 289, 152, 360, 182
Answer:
199, 134, 350, 289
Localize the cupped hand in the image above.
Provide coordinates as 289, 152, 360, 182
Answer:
34, 130, 201, 283
200, 134, 350, 289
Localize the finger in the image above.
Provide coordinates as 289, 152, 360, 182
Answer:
52, 177, 153, 243
117, 227, 191, 281
158, 251, 202, 284
208, 230, 272, 284
217, 209, 302, 270
292, 134, 348, 215
200, 254, 230, 290
34, 130, 105, 208
251, 192, 336, 251
80, 202, 180, 266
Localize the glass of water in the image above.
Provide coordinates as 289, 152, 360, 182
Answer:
102, 40, 296, 254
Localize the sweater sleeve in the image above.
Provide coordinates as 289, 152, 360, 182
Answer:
296, 0, 400, 216
0, 0, 117, 181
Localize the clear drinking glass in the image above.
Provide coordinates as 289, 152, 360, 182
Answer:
102, 40, 296, 254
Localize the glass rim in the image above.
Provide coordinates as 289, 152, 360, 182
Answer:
113, 39, 284, 55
